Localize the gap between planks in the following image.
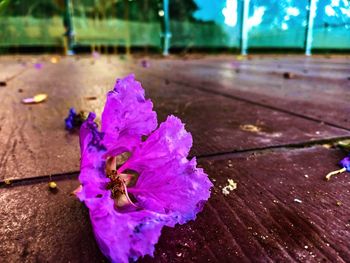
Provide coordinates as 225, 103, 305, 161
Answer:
1, 135, 350, 188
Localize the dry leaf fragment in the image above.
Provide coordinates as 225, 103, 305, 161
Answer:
222, 179, 237, 195
50, 57, 58, 64
240, 124, 261, 133
85, 96, 97, 100
4, 179, 12, 185
48, 181, 57, 189
22, 93, 48, 104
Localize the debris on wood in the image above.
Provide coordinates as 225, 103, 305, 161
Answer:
85, 96, 97, 100
18, 88, 23, 93
322, 144, 332, 149
222, 179, 237, 196
4, 179, 12, 185
337, 139, 350, 150
294, 198, 302, 203
140, 59, 150, 68
336, 201, 342, 206
50, 57, 58, 64
22, 93, 48, 104
48, 181, 57, 189
325, 167, 346, 181
283, 72, 294, 79
240, 124, 261, 133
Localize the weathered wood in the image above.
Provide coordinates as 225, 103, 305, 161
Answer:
138, 56, 350, 129
0, 56, 348, 180
1, 147, 349, 262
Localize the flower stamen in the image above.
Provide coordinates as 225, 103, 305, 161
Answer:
106, 155, 139, 208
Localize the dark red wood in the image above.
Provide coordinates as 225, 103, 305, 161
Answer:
0, 56, 348, 180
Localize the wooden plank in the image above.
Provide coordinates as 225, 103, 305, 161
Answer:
1, 56, 348, 180
0, 175, 106, 263
1, 146, 349, 262
148, 146, 350, 262
138, 56, 350, 129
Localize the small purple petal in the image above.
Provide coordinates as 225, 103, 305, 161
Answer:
34, 63, 43, 69
92, 51, 100, 59
140, 60, 150, 68
340, 156, 350, 171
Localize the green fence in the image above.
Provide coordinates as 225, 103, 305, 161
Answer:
0, 0, 349, 53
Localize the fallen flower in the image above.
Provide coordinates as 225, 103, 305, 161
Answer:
77, 74, 212, 262
325, 155, 350, 181
64, 108, 87, 131
22, 93, 47, 104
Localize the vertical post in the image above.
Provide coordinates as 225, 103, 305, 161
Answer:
124, 0, 131, 56
162, 0, 170, 56
64, 0, 74, 55
305, 0, 317, 56
241, 0, 250, 55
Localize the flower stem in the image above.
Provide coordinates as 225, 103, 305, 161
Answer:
325, 167, 346, 181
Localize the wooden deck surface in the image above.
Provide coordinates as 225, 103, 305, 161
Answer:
1, 54, 350, 262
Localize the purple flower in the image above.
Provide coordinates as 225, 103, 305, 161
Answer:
140, 59, 150, 68
325, 154, 350, 181
34, 63, 43, 69
340, 156, 350, 171
77, 74, 212, 262
65, 108, 77, 130
92, 51, 100, 59
64, 108, 86, 131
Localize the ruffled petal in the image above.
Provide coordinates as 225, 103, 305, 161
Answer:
124, 116, 212, 224
119, 115, 192, 172
79, 112, 106, 169
101, 74, 157, 155
91, 209, 177, 263
128, 158, 212, 225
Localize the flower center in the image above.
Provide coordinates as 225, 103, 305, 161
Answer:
105, 152, 139, 210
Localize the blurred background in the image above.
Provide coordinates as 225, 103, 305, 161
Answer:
0, 0, 349, 55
